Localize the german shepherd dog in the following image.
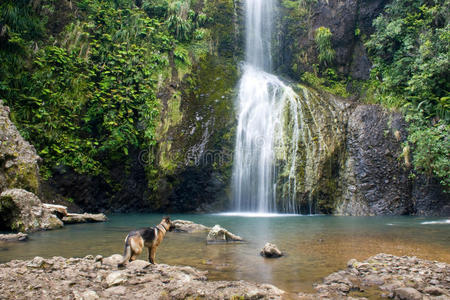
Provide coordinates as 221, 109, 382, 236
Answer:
118, 216, 175, 266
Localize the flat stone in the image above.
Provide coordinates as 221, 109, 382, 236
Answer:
128, 260, 151, 270
106, 271, 127, 287
62, 213, 107, 224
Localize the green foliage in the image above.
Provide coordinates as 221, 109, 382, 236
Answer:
366, 0, 449, 120
0, 0, 211, 184
301, 70, 350, 98
315, 27, 335, 66
405, 111, 449, 190
366, 0, 449, 186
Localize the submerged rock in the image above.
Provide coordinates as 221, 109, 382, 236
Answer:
260, 242, 283, 258
172, 219, 210, 233
0, 255, 284, 299
62, 213, 107, 224
0, 232, 28, 241
206, 225, 244, 244
0, 188, 63, 232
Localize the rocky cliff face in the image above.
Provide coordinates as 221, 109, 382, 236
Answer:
278, 0, 389, 80
0, 100, 41, 195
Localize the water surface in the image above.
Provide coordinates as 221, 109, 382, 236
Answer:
1, 214, 449, 294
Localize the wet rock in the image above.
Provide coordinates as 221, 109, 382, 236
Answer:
206, 225, 243, 244
172, 219, 210, 233
0, 189, 63, 232
260, 242, 283, 258
106, 271, 127, 286
0, 232, 28, 241
394, 287, 423, 300
62, 213, 107, 224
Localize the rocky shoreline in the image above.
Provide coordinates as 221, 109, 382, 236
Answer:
299, 253, 449, 299
0, 255, 283, 299
0, 253, 448, 299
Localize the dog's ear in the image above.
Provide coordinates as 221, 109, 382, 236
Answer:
163, 216, 170, 221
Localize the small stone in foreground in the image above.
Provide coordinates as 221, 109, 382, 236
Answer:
260, 242, 283, 258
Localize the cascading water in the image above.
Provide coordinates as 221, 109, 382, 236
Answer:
232, 0, 302, 213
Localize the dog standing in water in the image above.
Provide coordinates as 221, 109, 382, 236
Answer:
118, 216, 175, 266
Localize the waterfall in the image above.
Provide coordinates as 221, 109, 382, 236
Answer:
232, 0, 301, 213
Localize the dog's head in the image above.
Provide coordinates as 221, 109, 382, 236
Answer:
162, 216, 176, 232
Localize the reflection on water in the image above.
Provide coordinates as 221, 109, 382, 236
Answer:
1, 214, 449, 293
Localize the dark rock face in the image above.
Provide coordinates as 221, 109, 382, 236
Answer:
279, 0, 389, 80
339, 105, 412, 215
337, 104, 449, 216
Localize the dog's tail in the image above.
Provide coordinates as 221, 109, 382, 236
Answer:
118, 236, 131, 267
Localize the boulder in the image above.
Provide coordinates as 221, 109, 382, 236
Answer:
62, 213, 107, 224
172, 219, 210, 233
394, 287, 423, 300
0, 232, 28, 241
260, 242, 283, 258
0, 188, 63, 232
206, 225, 243, 244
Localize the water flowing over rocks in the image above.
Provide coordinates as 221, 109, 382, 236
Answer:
0, 188, 63, 232
206, 225, 244, 244
260, 243, 283, 258
172, 219, 211, 233
0, 255, 284, 299
299, 253, 449, 299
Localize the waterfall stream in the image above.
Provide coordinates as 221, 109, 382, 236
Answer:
232, 0, 301, 213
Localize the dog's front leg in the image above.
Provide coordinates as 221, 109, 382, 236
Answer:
149, 247, 156, 264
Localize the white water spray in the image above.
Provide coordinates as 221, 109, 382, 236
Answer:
232, 0, 301, 213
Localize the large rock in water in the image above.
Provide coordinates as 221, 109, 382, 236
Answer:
206, 225, 243, 244
0, 188, 63, 232
172, 219, 210, 233
260, 243, 283, 258
0, 100, 41, 195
